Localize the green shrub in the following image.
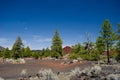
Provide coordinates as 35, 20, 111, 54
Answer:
70, 53, 78, 59
32, 52, 40, 59
79, 53, 100, 61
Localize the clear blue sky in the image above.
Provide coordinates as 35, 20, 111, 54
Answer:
0, 0, 120, 50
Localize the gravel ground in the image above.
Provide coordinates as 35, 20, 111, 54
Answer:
0, 59, 93, 79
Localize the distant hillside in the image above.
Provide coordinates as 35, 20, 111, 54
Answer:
0, 46, 5, 51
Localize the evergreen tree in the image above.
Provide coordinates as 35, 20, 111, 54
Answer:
72, 43, 82, 54
44, 48, 50, 57
116, 23, 120, 50
100, 19, 115, 63
115, 23, 120, 62
95, 36, 105, 60
41, 48, 45, 56
95, 36, 105, 54
2, 48, 10, 59
32, 52, 40, 59
70, 43, 86, 60
51, 30, 63, 58
12, 36, 24, 59
23, 46, 31, 57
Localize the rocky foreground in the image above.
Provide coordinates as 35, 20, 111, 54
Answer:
0, 58, 120, 80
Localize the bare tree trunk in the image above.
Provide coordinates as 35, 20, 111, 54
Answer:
107, 44, 110, 64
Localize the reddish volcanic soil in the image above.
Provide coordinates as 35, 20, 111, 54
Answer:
39, 60, 89, 72
0, 59, 93, 79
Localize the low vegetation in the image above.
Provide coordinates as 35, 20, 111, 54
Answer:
1, 64, 120, 80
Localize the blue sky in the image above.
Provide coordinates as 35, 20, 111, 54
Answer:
0, 0, 120, 50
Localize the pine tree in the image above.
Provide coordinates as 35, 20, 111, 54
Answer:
2, 47, 10, 59
116, 23, 120, 49
44, 48, 50, 57
72, 43, 81, 54
32, 52, 40, 59
23, 46, 31, 57
95, 36, 105, 54
51, 30, 63, 58
100, 19, 115, 63
115, 23, 120, 62
12, 36, 24, 59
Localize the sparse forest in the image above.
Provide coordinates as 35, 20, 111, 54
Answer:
0, 19, 120, 63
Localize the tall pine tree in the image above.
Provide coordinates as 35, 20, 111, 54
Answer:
115, 23, 120, 61
100, 19, 115, 63
116, 23, 120, 49
51, 30, 63, 58
12, 36, 24, 59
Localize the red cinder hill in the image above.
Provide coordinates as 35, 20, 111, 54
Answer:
63, 46, 72, 54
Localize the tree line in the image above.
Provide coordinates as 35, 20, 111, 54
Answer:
0, 30, 63, 59
0, 19, 120, 64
